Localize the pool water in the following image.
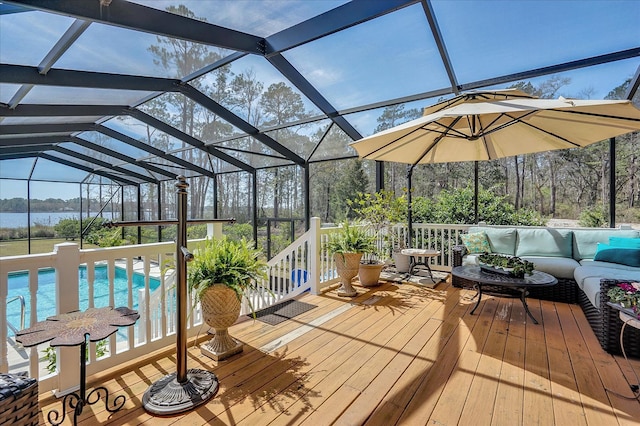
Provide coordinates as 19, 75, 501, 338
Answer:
6, 265, 161, 336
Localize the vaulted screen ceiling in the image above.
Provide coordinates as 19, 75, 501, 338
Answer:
1, 0, 639, 186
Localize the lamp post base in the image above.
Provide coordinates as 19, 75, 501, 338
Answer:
142, 369, 218, 415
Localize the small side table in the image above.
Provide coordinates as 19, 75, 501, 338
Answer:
605, 302, 640, 401
16, 306, 139, 425
401, 249, 440, 280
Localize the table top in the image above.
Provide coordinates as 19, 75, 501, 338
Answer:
401, 249, 440, 256
452, 265, 558, 288
606, 302, 640, 329
15, 306, 139, 348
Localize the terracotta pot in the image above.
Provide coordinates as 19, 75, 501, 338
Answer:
358, 262, 384, 287
333, 252, 362, 297
199, 284, 243, 361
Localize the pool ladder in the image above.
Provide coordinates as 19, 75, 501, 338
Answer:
6, 295, 25, 335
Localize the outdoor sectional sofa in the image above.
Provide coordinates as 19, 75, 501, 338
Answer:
452, 226, 640, 357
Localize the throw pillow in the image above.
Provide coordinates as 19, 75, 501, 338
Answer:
461, 232, 491, 254
609, 237, 640, 249
593, 243, 640, 267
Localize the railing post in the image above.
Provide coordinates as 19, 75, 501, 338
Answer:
54, 242, 81, 396
309, 217, 321, 295
207, 222, 224, 239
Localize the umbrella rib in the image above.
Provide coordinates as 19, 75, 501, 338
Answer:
550, 108, 640, 123
477, 110, 538, 138
509, 116, 583, 148
414, 116, 463, 164
361, 125, 427, 159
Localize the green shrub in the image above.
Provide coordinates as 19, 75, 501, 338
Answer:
578, 206, 607, 227
54, 218, 79, 240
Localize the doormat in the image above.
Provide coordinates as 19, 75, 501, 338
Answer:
379, 270, 449, 288
254, 300, 317, 326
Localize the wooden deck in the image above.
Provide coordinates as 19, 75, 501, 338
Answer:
36, 278, 640, 425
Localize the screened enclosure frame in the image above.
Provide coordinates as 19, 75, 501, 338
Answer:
1, 0, 639, 250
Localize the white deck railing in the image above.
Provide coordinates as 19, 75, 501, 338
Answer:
1, 218, 468, 394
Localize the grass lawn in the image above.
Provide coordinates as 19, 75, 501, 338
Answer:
0, 238, 99, 257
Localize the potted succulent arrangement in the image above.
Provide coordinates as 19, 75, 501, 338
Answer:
326, 221, 376, 297
607, 282, 640, 313
188, 236, 267, 361
348, 190, 406, 280
477, 253, 535, 278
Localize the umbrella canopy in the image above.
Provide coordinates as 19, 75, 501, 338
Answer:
351, 89, 640, 164
350, 89, 640, 249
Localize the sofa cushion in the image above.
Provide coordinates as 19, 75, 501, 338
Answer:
469, 227, 516, 255
572, 229, 639, 261
460, 232, 491, 254
515, 228, 573, 258
579, 259, 640, 272
609, 236, 640, 248
574, 265, 640, 308
520, 256, 579, 279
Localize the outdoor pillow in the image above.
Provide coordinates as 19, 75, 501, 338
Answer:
461, 232, 491, 254
609, 236, 640, 249
593, 243, 640, 267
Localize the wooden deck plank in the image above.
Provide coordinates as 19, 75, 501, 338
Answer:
365, 287, 482, 425
522, 299, 555, 426
301, 285, 450, 425
457, 298, 511, 426
34, 281, 640, 426
190, 292, 397, 426
569, 304, 640, 426
333, 285, 461, 426
541, 300, 588, 426
426, 291, 500, 425
491, 300, 526, 425
555, 302, 621, 426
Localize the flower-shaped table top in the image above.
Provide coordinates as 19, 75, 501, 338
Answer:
16, 306, 139, 348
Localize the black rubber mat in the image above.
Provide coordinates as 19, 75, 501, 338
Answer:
254, 300, 317, 326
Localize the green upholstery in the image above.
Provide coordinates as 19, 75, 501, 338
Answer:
469, 227, 516, 255
572, 229, 639, 260
515, 228, 573, 258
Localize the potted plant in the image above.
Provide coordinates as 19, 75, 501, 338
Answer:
188, 236, 267, 361
326, 222, 375, 296
349, 190, 407, 279
477, 253, 534, 278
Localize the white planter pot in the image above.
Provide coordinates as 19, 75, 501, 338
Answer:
393, 250, 410, 273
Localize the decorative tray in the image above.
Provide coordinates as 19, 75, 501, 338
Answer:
479, 263, 516, 277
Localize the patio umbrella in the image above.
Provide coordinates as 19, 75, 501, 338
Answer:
350, 89, 640, 245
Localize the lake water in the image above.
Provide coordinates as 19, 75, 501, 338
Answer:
0, 212, 115, 228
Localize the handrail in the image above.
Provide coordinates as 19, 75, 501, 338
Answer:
6, 295, 25, 332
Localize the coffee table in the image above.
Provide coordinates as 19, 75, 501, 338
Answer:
451, 265, 558, 324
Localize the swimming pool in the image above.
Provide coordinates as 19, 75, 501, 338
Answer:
6, 265, 161, 336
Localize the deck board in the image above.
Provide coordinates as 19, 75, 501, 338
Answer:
32, 278, 640, 426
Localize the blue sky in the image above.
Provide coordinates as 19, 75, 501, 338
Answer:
0, 0, 639, 201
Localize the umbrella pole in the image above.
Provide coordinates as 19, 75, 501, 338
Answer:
406, 164, 415, 249
474, 161, 479, 223
142, 176, 219, 415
